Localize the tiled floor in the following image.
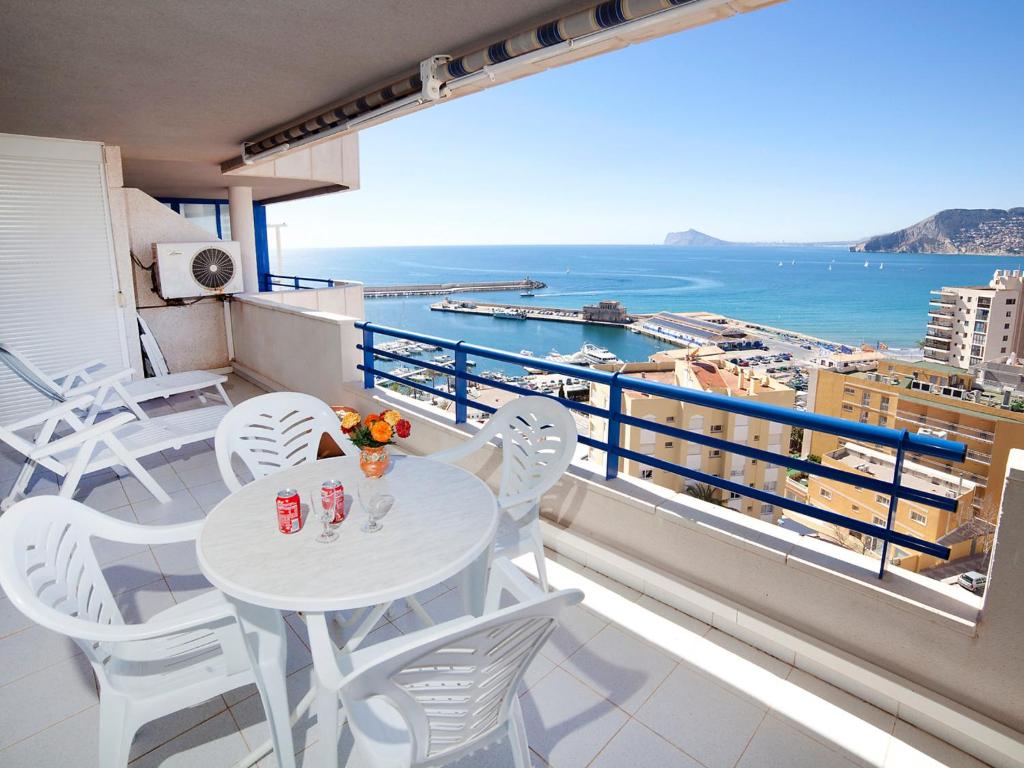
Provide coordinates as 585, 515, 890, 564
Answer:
0, 376, 993, 767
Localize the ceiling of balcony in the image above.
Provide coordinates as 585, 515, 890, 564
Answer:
0, 1, 602, 198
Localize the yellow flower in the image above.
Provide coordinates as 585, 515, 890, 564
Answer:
382, 409, 401, 426
370, 421, 393, 443
340, 411, 360, 430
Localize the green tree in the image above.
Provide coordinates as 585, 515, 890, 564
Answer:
686, 483, 721, 505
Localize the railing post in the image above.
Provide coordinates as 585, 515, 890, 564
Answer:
327, 279, 335, 287
293, 275, 300, 289
454, 342, 468, 424
361, 325, 375, 390
605, 372, 622, 481
878, 429, 910, 579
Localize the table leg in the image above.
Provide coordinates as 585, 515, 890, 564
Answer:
233, 601, 296, 768
462, 546, 493, 617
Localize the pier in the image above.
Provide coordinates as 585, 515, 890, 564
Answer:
364, 278, 545, 298
430, 299, 635, 327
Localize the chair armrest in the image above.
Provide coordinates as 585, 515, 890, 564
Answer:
29, 411, 137, 459
5, 395, 95, 432
63, 368, 134, 398
428, 430, 491, 465
78, 598, 238, 644
51, 358, 106, 386
89, 517, 204, 546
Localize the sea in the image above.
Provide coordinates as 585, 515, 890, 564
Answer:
280, 244, 1024, 366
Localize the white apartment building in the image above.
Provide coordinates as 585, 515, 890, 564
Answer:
924, 269, 1024, 369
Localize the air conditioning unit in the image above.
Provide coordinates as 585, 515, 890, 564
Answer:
152, 242, 244, 299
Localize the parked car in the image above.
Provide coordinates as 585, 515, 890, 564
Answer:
957, 571, 987, 593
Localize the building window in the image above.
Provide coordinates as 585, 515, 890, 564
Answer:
1005, 323, 1011, 330
879, 396, 890, 411
843, 387, 856, 396
751, 459, 758, 465
851, 504, 860, 511
664, 441, 673, 448
1008, 298, 1017, 305
842, 404, 854, 413
763, 481, 777, 491
666, 416, 675, 423
910, 510, 928, 525
1002, 348, 1007, 354
760, 504, 773, 516
878, 415, 888, 426
708, 449, 720, 458
859, 412, 869, 423
1008, 311, 1013, 318
872, 515, 886, 527
640, 469, 654, 479
875, 493, 889, 505
710, 425, 723, 433
729, 491, 741, 499
819, 488, 832, 500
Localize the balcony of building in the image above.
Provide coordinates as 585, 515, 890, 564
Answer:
2, 343, 1022, 767
929, 291, 957, 306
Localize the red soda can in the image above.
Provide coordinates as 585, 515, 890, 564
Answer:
329, 480, 345, 524
276, 489, 302, 534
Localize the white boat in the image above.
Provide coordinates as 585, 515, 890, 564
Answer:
864, 261, 869, 268
580, 343, 622, 366
828, 264, 832, 271
520, 291, 535, 297
879, 262, 884, 270
777, 261, 783, 267
493, 309, 527, 320
433, 354, 455, 366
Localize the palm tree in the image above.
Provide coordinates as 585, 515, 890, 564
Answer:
685, 483, 720, 505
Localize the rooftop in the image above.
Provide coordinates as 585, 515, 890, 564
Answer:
826, 443, 975, 498
0, 379, 993, 768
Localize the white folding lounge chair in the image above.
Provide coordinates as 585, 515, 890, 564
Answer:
0, 350, 228, 509
430, 396, 577, 591
0, 319, 230, 422
0, 496, 294, 768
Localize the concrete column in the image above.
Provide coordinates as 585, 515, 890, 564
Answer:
228, 185, 259, 293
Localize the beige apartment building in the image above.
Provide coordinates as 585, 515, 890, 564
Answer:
924, 268, 1024, 369
590, 359, 794, 522
804, 358, 1024, 520
793, 442, 982, 572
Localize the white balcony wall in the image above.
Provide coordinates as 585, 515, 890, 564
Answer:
228, 289, 363, 405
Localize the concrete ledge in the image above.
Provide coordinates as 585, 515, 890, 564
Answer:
542, 518, 1024, 768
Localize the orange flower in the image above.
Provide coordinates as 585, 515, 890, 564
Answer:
364, 412, 380, 427
370, 420, 393, 443
382, 409, 401, 426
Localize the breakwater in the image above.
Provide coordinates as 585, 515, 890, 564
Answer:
364, 278, 545, 298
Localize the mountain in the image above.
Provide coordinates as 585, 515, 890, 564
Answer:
851, 208, 1024, 255
664, 229, 730, 247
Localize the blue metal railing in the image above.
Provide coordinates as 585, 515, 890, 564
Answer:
355, 321, 968, 577
266, 273, 337, 290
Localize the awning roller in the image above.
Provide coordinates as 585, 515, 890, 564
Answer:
240, 0, 762, 161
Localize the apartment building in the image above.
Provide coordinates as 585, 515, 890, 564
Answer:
589, 359, 794, 522
794, 442, 981, 572
924, 268, 1024, 369
804, 358, 1024, 520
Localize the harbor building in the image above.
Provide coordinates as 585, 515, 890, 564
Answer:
635, 311, 763, 351
589, 359, 794, 521
804, 358, 1024, 520
791, 443, 983, 573
924, 268, 1024, 369
581, 299, 631, 324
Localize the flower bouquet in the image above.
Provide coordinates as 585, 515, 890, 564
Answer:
339, 408, 411, 478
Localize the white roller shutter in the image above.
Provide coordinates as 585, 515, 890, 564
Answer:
0, 133, 128, 422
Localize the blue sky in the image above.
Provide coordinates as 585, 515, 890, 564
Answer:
273, 0, 1024, 248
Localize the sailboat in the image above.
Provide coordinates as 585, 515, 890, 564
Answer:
879, 262, 884, 270
777, 261, 783, 267
791, 259, 795, 266
828, 264, 832, 271
863, 260, 869, 268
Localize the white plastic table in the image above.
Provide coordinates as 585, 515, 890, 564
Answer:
197, 454, 499, 768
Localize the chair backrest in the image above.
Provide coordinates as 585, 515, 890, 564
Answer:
340, 587, 582, 766
480, 396, 577, 517
0, 342, 65, 402
0, 497, 124, 667
215, 392, 348, 492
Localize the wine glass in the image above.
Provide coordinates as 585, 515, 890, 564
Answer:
310, 489, 338, 543
357, 477, 394, 533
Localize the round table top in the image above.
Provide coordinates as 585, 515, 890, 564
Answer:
197, 455, 498, 612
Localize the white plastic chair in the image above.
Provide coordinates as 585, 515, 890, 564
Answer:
214, 391, 353, 493
0, 496, 294, 768
305, 558, 583, 768
0, 393, 228, 510
430, 396, 577, 591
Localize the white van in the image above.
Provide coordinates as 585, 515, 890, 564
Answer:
957, 571, 987, 593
